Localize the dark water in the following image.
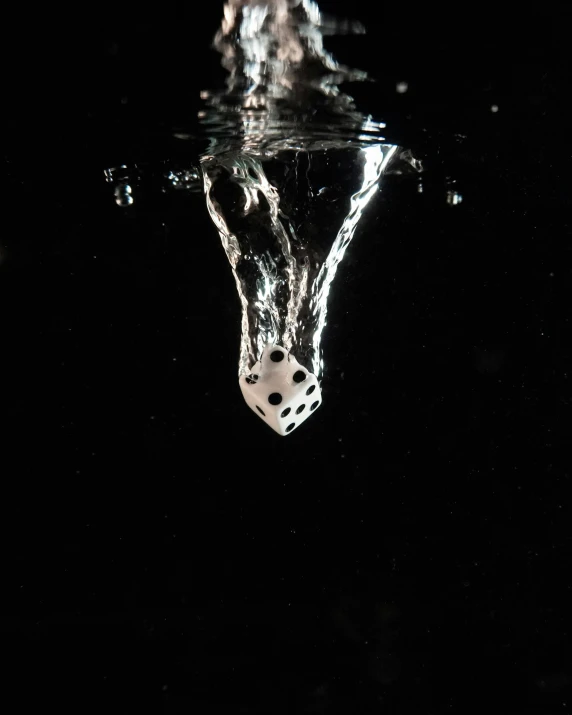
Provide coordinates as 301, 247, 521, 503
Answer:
3, 1, 571, 712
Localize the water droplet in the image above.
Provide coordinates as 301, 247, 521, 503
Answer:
446, 190, 463, 206
114, 183, 133, 207
164, 168, 202, 191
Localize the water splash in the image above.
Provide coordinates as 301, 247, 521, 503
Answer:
200, 0, 420, 385
212, 0, 368, 102
202, 144, 400, 377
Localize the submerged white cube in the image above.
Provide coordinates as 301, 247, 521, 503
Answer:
239, 344, 322, 435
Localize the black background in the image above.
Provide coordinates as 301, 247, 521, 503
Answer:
3, 1, 572, 712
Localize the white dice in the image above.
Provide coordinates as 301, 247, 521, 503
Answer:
239, 344, 322, 436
